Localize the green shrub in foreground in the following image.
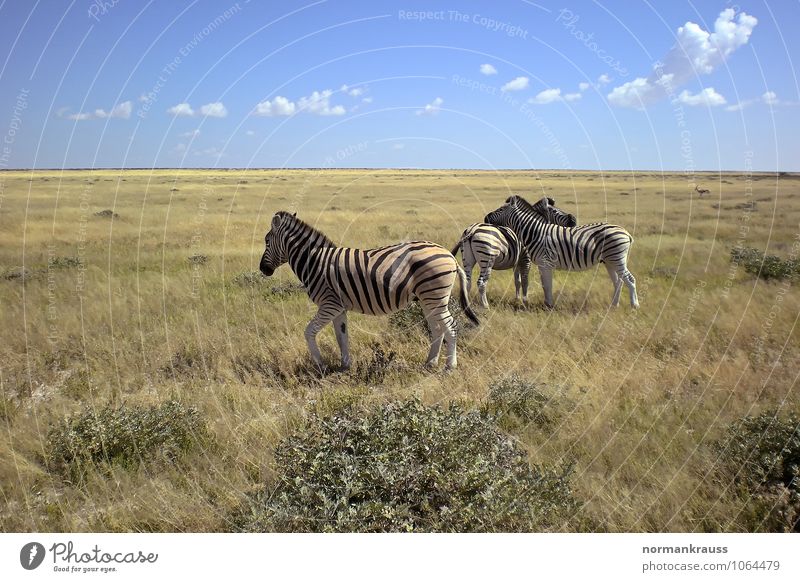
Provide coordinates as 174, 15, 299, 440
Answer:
48, 400, 209, 482
237, 399, 575, 532
715, 411, 800, 532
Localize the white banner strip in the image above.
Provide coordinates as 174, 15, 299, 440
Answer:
1, 533, 798, 581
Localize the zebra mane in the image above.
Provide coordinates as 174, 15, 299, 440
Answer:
275, 211, 337, 248
505, 195, 553, 215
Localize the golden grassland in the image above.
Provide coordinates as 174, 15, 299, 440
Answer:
1, 168, 798, 532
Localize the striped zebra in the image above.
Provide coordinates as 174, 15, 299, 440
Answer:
484, 195, 639, 308
260, 211, 480, 370
451, 197, 576, 307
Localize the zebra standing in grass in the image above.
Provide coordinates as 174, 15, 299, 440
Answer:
260, 211, 480, 370
484, 195, 639, 308
451, 198, 576, 307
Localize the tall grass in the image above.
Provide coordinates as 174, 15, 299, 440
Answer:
1, 168, 798, 532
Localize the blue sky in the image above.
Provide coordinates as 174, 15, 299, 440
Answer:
0, 0, 797, 170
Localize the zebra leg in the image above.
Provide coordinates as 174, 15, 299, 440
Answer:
514, 267, 522, 301
606, 263, 623, 307
443, 316, 458, 370
519, 255, 531, 305
621, 269, 639, 309
538, 266, 554, 308
304, 309, 335, 369
462, 251, 475, 295
477, 259, 495, 308
332, 311, 351, 370
424, 315, 446, 369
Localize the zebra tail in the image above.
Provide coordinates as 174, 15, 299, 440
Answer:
450, 237, 464, 257
456, 266, 480, 326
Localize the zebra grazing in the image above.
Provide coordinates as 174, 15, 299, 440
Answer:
260, 211, 480, 370
484, 195, 639, 309
451, 200, 575, 307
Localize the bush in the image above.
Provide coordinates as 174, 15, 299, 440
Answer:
48, 400, 209, 482
352, 343, 401, 384
483, 374, 564, 431
48, 256, 82, 269
731, 247, 799, 280
715, 411, 800, 531
187, 254, 208, 265
232, 271, 268, 287
237, 399, 575, 532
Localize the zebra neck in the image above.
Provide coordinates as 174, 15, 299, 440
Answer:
511, 211, 545, 249
286, 230, 336, 285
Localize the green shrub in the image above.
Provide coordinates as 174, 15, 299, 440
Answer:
483, 374, 565, 431
237, 399, 575, 532
48, 400, 209, 482
715, 411, 800, 531
47, 256, 83, 269
232, 271, 268, 287
731, 247, 799, 280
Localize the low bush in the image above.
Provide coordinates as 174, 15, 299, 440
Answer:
482, 374, 565, 431
389, 297, 466, 338
715, 410, 800, 531
730, 247, 799, 280
237, 399, 575, 532
47, 256, 82, 269
47, 400, 209, 483
352, 343, 401, 384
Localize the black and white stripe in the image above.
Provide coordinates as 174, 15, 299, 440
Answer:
260, 211, 480, 370
451, 197, 576, 307
484, 196, 639, 308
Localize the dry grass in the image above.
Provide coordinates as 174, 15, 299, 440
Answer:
1, 168, 799, 532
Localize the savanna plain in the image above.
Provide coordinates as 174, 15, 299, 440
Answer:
1, 168, 799, 532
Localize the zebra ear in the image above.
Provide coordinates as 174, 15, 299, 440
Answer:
292, 212, 296, 217
547, 197, 556, 205
271, 214, 282, 228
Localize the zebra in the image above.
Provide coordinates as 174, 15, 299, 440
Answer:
450, 199, 575, 307
484, 195, 639, 309
260, 211, 480, 370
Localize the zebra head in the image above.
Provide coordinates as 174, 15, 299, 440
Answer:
260, 211, 295, 276
484, 195, 576, 227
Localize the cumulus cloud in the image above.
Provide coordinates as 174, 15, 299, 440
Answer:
253, 90, 346, 117
480, 63, 498, 75
597, 74, 611, 86
199, 102, 228, 118
167, 103, 195, 117
578, 82, 590, 91
181, 129, 201, 138
253, 96, 296, 116
245, 130, 255, 136
529, 88, 563, 104
501, 76, 529, 92
762, 90, 778, 105
564, 92, 582, 102
362, 96, 373, 104
416, 97, 443, 116
67, 100, 132, 121
675, 88, 727, 106
608, 8, 757, 108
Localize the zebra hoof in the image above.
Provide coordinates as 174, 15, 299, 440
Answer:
423, 362, 438, 372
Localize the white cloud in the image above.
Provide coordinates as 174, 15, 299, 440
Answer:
167, 102, 195, 117
392, 143, 405, 150
727, 91, 788, 111
416, 97, 443, 116
578, 82, 590, 91
362, 96, 373, 104
564, 92, 582, 102
675, 88, 727, 106
297, 90, 345, 116
253, 89, 346, 117
597, 74, 611, 86
195, 147, 224, 159
529, 88, 562, 104
199, 102, 227, 118
253, 96, 296, 116
181, 129, 201, 138
67, 100, 132, 121
501, 76, 529, 92
245, 130, 255, 136
480, 63, 498, 76
341, 84, 365, 97
762, 91, 778, 105
608, 8, 756, 108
